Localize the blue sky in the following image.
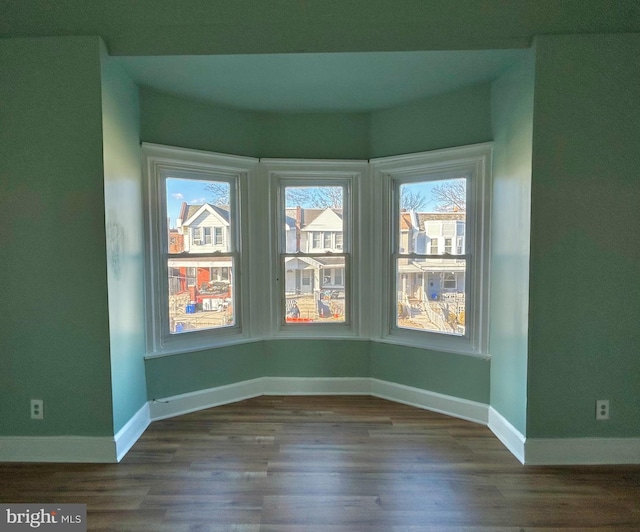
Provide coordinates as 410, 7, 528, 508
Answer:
166, 178, 217, 228
166, 177, 462, 227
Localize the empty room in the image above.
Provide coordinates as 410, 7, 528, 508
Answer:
1, 1, 639, 529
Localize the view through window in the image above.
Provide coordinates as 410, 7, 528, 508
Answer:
282, 185, 347, 324
396, 177, 467, 335
165, 177, 236, 334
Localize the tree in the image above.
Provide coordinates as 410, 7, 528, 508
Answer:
285, 186, 343, 209
206, 182, 230, 205
432, 179, 466, 212
400, 189, 428, 211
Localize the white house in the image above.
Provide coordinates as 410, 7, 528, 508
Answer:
283, 207, 345, 295
177, 203, 231, 253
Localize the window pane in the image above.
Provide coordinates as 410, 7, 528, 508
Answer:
284, 256, 346, 323
164, 176, 236, 335
168, 257, 235, 334
396, 258, 465, 336
284, 186, 344, 253
398, 178, 466, 255
166, 177, 232, 254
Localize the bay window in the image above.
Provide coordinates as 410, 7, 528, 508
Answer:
142, 143, 257, 355
371, 143, 492, 354
143, 143, 490, 356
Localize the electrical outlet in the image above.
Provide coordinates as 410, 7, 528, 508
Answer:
596, 399, 609, 420
30, 399, 44, 420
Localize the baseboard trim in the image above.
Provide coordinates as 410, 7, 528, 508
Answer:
149, 377, 488, 426
8, 379, 636, 465
149, 377, 264, 421
525, 437, 640, 465
0, 436, 116, 463
370, 378, 489, 425
263, 377, 371, 395
488, 407, 526, 464
114, 402, 151, 462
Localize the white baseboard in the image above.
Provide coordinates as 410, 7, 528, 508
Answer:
525, 437, 640, 465
114, 403, 151, 462
149, 377, 264, 420
488, 407, 526, 464
7, 380, 637, 466
370, 378, 489, 425
263, 377, 371, 395
0, 436, 116, 463
149, 377, 488, 426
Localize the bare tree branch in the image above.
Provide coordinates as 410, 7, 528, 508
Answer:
401, 189, 428, 211
432, 179, 466, 212
285, 186, 343, 208
206, 182, 230, 206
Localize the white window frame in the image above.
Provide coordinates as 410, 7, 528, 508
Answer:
262, 159, 368, 338
371, 143, 492, 355
142, 143, 258, 356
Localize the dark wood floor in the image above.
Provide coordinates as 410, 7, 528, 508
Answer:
1, 395, 639, 531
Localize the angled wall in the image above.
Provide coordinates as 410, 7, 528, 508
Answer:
101, 47, 148, 434
489, 50, 535, 435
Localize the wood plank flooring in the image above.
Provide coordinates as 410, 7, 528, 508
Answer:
1, 395, 639, 531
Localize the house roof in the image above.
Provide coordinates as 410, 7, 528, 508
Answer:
416, 212, 465, 230
400, 212, 413, 230
284, 207, 343, 229
182, 203, 230, 226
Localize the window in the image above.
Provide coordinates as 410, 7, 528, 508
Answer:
263, 159, 367, 335
193, 227, 202, 245
214, 227, 224, 246
203, 227, 212, 245
144, 144, 489, 356
282, 185, 346, 322
371, 143, 492, 355
142, 143, 257, 355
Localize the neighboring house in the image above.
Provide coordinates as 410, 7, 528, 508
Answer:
178, 202, 231, 253
168, 202, 233, 299
284, 207, 345, 295
398, 211, 466, 303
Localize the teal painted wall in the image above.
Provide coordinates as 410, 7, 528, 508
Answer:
101, 47, 148, 433
139, 82, 494, 405
140, 88, 370, 160
528, 34, 640, 438
370, 342, 490, 404
145, 342, 266, 399
369, 83, 493, 158
0, 37, 114, 436
140, 83, 492, 161
264, 340, 370, 377
140, 88, 261, 157
145, 339, 489, 406
488, 51, 535, 435
257, 112, 369, 159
